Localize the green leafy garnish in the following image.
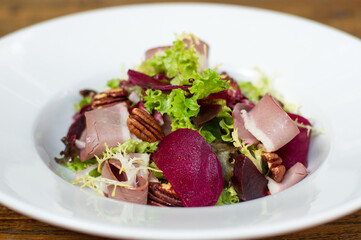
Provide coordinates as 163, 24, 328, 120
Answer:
149, 162, 165, 180
216, 101, 234, 142
144, 88, 199, 130
107, 78, 121, 89
216, 186, 239, 205
137, 39, 199, 85
232, 130, 267, 174
189, 69, 230, 99
144, 70, 230, 131
113, 139, 159, 154
74, 96, 92, 112
238, 75, 269, 104
65, 157, 97, 172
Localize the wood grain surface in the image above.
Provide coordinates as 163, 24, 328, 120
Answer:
0, 0, 360, 239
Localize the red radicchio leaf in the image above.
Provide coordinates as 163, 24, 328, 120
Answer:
192, 103, 222, 128
276, 113, 312, 169
67, 104, 92, 140
232, 154, 268, 201
151, 129, 223, 207
128, 101, 146, 114
153, 110, 164, 126
128, 70, 190, 91
199, 89, 250, 109
55, 136, 79, 164
198, 72, 252, 109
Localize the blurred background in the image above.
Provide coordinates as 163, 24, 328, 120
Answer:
0, 0, 360, 239
1, 0, 361, 38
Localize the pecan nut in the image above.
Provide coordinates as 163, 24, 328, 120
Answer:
127, 108, 164, 142
148, 183, 183, 207
91, 88, 128, 109
262, 152, 286, 183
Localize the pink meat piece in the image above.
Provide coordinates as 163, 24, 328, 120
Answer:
241, 94, 300, 152
101, 158, 149, 204
268, 162, 308, 194
145, 37, 209, 70
232, 102, 258, 145
81, 102, 131, 161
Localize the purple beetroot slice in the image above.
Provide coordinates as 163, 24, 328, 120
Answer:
232, 154, 268, 201
276, 113, 312, 169
151, 129, 223, 207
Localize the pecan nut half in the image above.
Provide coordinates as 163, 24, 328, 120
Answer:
91, 88, 128, 109
262, 152, 286, 183
127, 108, 164, 142
148, 183, 183, 207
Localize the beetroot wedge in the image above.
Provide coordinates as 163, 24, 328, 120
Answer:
232, 154, 268, 201
277, 113, 312, 169
151, 129, 223, 207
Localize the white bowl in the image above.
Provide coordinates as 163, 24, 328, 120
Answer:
0, 3, 360, 239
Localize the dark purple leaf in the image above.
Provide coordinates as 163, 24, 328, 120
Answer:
128, 69, 190, 91
67, 104, 92, 140
55, 136, 79, 164
192, 103, 222, 128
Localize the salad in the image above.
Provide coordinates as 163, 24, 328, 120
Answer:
56, 33, 312, 207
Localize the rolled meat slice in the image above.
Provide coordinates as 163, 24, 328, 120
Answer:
101, 153, 150, 204
267, 162, 308, 194
241, 94, 300, 152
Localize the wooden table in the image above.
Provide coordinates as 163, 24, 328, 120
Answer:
0, 0, 360, 239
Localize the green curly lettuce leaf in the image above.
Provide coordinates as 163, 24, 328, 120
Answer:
189, 69, 230, 99
144, 88, 199, 130
113, 139, 159, 154
144, 70, 230, 131
65, 157, 97, 172
136, 40, 199, 85
199, 127, 217, 144
216, 102, 234, 142
216, 186, 239, 205
238, 76, 269, 104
